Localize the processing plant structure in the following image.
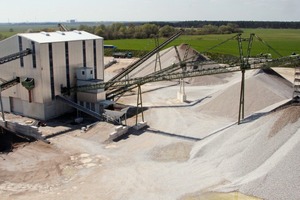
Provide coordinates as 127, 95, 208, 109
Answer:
0, 31, 105, 120
0, 29, 299, 141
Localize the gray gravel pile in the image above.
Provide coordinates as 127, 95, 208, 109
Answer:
196, 68, 293, 119
191, 105, 300, 200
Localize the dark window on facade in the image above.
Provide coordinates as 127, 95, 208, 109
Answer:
91, 103, 95, 111
90, 70, 93, 74
65, 42, 70, 94
82, 71, 85, 75
31, 41, 36, 68
79, 101, 84, 107
93, 39, 97, 79
86, 102, 90, 110
18, 36, 24, 67
82, 40, 86, 67
48, 43, 55, 100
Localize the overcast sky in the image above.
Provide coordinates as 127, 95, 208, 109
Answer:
1, 0, 299, 23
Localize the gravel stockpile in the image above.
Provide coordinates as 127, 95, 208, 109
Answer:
196, 68, 293, 119
128, 44, 205, 79
191, 105, 300, 200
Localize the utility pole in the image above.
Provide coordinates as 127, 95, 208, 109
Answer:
154, 36, 162, 72
237, 33, 254, 124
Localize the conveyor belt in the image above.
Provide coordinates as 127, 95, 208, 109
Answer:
0, 48, 32, 65
105, 30, 183, 89
0, 77, 20, 91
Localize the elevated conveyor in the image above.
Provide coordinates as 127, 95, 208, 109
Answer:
105, 29, 183, 90
0, 48, 32, 65
62, 54, 300, 100
0, 77, 20, 91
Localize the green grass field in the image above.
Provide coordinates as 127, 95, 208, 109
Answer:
0, 24, 59, 38
1, 25, 299, 58
105, 29, 300, 58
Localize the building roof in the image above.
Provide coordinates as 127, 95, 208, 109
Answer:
18, 30, 103, 44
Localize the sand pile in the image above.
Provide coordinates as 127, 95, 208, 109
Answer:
128, 44, 205, 79
190, 104, 300, 200
196, 68, 293, 119
188, 72, 235, 86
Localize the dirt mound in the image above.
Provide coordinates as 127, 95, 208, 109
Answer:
150, 142, 193, 162
196, 69, 293, 119
191, 104, 300, 200
0, 141, 69, 184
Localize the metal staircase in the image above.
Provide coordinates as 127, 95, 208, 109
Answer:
294, 66, 300, 100
56, 95, 104, 120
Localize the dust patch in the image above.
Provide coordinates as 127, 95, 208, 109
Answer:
269, 105, 300, 137
150, 142, 193, 162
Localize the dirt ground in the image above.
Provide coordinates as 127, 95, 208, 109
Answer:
0, 56, 299, 200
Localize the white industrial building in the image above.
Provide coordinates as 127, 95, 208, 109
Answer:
0, 30, 105, 120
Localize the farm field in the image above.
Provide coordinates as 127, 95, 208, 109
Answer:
105, 29, 300, 58
1, 25, 299, 58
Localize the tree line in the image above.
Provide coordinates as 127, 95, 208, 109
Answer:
149, 21, 300, 29
77, 23, 242, 40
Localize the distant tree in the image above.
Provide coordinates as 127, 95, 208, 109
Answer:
125, 24, 136, 39
218, 25, 232, 34
78, 25, 94, 33
134, 26, 147, 39
9, 28, 14, 32
140, 23, 159, 38
201, 25, 218, 34
94, 26, 105, 36
159, 25, 175, 37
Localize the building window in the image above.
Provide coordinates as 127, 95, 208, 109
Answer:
90, 70, 93, 74
79, 101, 84, 107
82, 40, 86, 67
65, 42, 70, 94
93, 40, 97, 79
31, 41, 36, 68
82, 70, 85, 75
18, 36, 24, 67
48, 43, 55, 100
91, 103, 95, 111
86, 102, 90, 110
